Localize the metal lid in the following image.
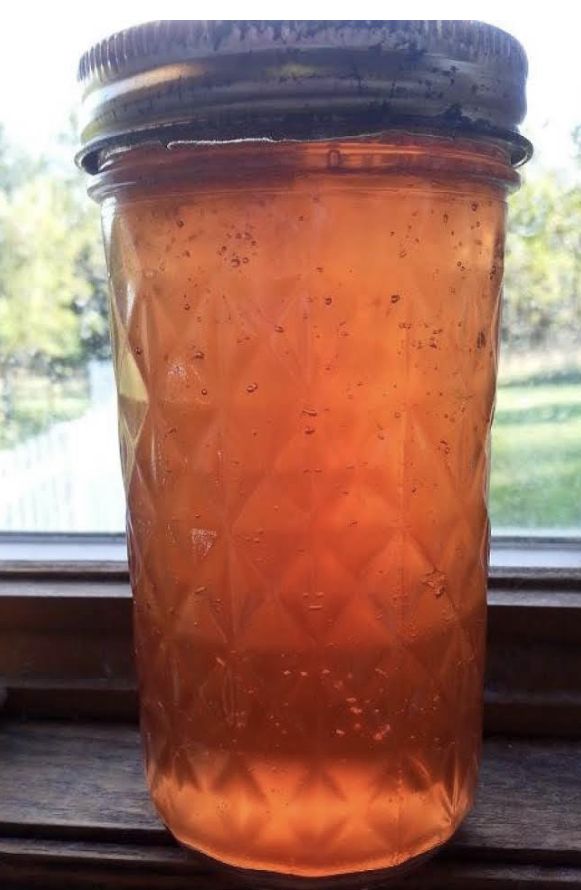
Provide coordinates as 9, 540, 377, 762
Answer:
77, 19, 532, 173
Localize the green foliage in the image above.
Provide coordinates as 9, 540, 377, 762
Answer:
504, 166, 581, 351
0, 127, 108, 375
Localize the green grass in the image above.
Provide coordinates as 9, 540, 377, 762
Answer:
490, 381, 581, 531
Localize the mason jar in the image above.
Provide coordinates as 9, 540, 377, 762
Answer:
78, 19, 531, 879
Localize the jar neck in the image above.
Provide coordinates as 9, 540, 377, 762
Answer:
89, 133, 519, 203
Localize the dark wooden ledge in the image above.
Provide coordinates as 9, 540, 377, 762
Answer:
0, 720, 580, 889
2, 568, 581, 734
1, 561, 580, 887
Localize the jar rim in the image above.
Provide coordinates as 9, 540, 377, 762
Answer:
88, 133, 521, 205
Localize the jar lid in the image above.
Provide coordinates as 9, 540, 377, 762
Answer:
77, 19, 532, 173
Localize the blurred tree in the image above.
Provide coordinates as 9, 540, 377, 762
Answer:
503, 145, 581, 352
0, 124, 108, 379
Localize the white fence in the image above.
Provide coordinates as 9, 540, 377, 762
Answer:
0, 365, 125, 532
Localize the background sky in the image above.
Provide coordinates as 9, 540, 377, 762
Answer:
1, 2, 580, 174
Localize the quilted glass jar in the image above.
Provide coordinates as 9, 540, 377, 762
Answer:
79, 19, 530, 881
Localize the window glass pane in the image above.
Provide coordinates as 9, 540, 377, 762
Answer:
0, 9, 579, 535
491, 159, 581, 533
488, 12, 581, 535
0, 127, 125, 531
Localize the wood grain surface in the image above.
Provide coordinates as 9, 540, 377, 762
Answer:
0, 720, 580, 888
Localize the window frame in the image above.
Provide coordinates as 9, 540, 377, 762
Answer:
1, 532, 580, 570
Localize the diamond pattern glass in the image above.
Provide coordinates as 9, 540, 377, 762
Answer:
100, 139, 508, 877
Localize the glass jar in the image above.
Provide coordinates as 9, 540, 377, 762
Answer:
79, 20, 531, 880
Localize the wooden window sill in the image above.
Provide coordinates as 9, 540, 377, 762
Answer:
2, 563, 581, 734
0, 720, 580, 888
1, 563, 580, 887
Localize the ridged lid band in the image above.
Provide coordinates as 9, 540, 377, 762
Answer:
77, 20, 532, 173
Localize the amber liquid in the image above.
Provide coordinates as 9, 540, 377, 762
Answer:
101, 139, 507, 877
